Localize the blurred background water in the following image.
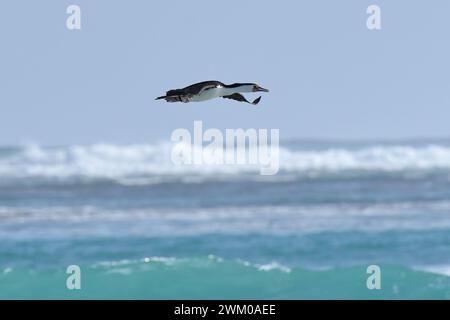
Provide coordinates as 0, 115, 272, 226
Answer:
1, 139, 450, 299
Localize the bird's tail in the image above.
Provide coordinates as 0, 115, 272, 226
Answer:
155, 95, 185, 102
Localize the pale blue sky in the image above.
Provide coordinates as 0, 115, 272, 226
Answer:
1, 1, 449, 145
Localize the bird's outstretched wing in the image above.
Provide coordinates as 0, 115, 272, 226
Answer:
222, 93, 261, 105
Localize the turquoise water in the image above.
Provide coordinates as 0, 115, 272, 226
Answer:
2, 259, 450, 299
1, 141, 450, 299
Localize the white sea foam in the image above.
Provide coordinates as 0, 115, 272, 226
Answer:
2, 268, 13, 275
93, 257, 181, 269
2, 201, 450, 239
93, 256, 293, 275
256, 262, 292, 273
89, 257, 450, 279
235, 259, 291, 273
414, 265, 450, 277
1, 143, 450, 182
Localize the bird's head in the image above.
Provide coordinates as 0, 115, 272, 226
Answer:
252, 84, 269, 92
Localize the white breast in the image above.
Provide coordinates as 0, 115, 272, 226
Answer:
190, 87, 220, 102
190, 85, 253, 102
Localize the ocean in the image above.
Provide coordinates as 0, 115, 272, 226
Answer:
1, 139, 450, 299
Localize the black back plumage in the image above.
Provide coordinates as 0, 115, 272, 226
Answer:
169, 81, 224, 96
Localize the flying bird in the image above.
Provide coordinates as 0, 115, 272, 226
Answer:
156, 81, 269, 105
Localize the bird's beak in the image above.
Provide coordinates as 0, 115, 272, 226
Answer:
257, 86, 269, 92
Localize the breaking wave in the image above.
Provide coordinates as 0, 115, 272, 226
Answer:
1, 142, 450, 184
2, 201, 450, 239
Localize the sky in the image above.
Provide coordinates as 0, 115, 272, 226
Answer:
0, 0, 449, 146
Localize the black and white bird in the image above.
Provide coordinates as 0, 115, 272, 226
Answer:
156, 81, 269, 105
